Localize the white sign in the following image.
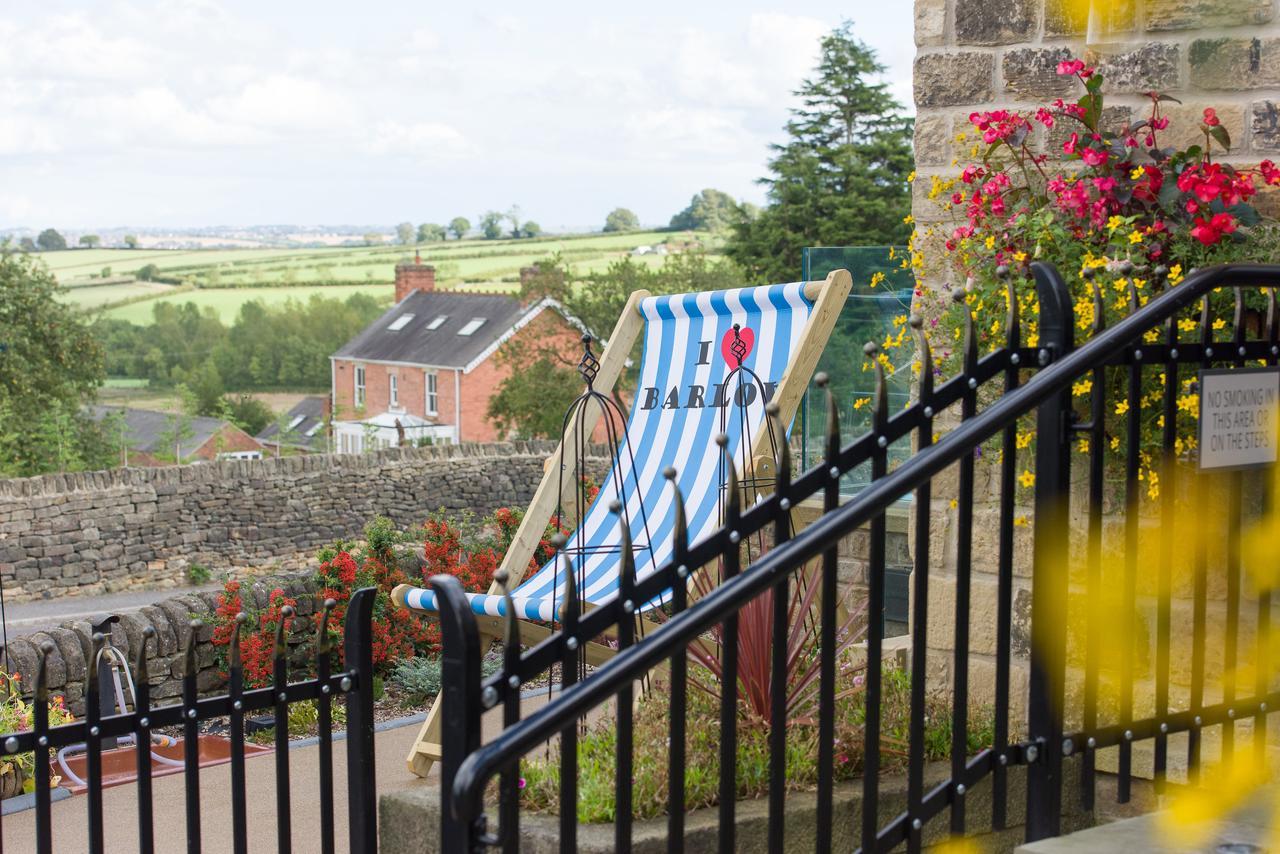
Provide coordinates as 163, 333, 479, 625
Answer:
1198, 367, 1280, 470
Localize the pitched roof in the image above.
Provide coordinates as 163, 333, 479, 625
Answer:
88, 405, 238, 455
332, 290, 534, 369
255, 395, 328, 451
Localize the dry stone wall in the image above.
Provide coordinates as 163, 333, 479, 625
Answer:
0, 443, 597, 603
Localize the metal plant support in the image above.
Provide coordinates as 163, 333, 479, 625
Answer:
432, 262, 1280, 853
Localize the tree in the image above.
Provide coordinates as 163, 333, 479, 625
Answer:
522, 221, 542, 238
725, 22, 914, 283
416, 222, 446, 243
123, 234, 139, 249
395, 222, 415, 245
517, 253, 571, 304
486, 328, 582, 439
505, 206, 522, 239
18, 237, 35, 252
79, 234, 101, 249
224, 393, 273, 435
0, 249, 114, 476
36, 229, 67, 251
180, 361, 228, 418
479, 211, 505, 240
448, 217, 471, 240
136, 263, 160, 281
669, 189, 744, 232
603, 208, 640, 233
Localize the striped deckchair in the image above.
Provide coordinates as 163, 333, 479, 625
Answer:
394, 269, 852, 776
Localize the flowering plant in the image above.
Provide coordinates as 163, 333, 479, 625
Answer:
211, 581, 302, 687
909, 57, 1280, 491
0, 670, 75, 793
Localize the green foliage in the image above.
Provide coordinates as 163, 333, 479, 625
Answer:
395, 222, 415, 245
79, 234, 100, 248
123, 235, 138, 249
416, 222, 446, 243
136, 263, 160, 281
224, 393, 274, 435
726, 22, 914, 283
390, 653, 502, 705
0, 248, 117, 476
448, 217, 471, 240
604, 207, 641, 233
520, 665, 995, 823
180, 362, 228, 418
36, 229, 66, 251
186, 563, 212, 585
669, 189, 746, 232
95, 292, 385, 390
522, 221, 542, 238
486, 333, 582, 439
479, 211, 505, 240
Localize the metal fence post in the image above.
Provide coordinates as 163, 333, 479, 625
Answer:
431, 574, 485, 853
344, 587, 378, 854
1026, 262, 1074, 840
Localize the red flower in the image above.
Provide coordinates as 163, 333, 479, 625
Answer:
1080, 146, 1108, 167
1202, 107, 1220, 127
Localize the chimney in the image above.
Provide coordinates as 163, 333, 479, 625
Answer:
395, 262, 436, 302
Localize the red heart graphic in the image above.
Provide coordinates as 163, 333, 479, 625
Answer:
720, 326, 755, 366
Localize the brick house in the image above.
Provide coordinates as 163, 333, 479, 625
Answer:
89, 405, 263, 466
329, 261, 587, 450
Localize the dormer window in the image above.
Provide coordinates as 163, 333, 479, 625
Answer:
426, 315, 448, 330
457, 318, 486, 336
387, 313, 415, 331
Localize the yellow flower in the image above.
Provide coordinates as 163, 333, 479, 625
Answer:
1077, 437, 1090, 454
1013, 251, 1027, 262
1169, 264, 1184, 285
984, 235, 996, 250
870, 271, 886, 288
1147, 469, 1160, 501
903, 214, 914, 225
907, 170, 917, 183
1178, 318, 1197, 333
1144, 329, 1160, 343
1016, 431, 1033, 449
1014, 515, 1029, 527
1213, 318, 1227, 331
1130, 167, 1144, 180
1128, 230, 1143, 245
1073, 379, 1093, 397
1019, 469, 1035, 488
1106, 215, 1125, 232
1177, 393, 1199, 416
1115, 400, 1130, 415
853, 397, 870, 410
949, 499, 958, 509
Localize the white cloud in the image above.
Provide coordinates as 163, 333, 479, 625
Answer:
366, 120, 468, 157
208, 75, 354, 133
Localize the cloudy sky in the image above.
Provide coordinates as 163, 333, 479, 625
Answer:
0, 1, 914, 231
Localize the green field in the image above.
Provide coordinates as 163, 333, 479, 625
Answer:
48, 230, 703, 325
101, 283, 395, 324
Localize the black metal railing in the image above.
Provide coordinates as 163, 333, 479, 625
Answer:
2, 587, 378, 854
433, 262, 1280, 852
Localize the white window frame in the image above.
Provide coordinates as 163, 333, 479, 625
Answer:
426, 371, 438, 416
354, 366, 366, 408
389, 373, 399, 408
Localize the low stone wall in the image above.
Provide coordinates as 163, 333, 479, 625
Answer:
2, 573, 316, 716
0, 442, 597, 603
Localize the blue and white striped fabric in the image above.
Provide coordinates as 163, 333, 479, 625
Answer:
402, 281, 815, 621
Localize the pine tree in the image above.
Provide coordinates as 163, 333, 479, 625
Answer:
726, 22, 914, 283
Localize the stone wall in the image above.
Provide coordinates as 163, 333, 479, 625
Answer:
0, 443, 598, 603
3, 573, 316, 716
911, 0, 1280, 770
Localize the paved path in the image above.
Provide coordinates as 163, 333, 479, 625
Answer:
1, 583, 222, 636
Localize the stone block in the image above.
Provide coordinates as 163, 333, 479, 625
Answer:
1046, 0, 1137, 35
914, 0, 946, 47
1093, 42, 1180, 93
1002, 46, 1078, 100
1252, 100, 1280, 152
1147, 0, 1274, 31
27, 633, 67, 688
955, 0, 1034, 44
913, 113, 951, 167
914, 52, 994, 108
1189, 37, 1280, 91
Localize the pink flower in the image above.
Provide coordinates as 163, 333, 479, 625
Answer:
1062, 132, 1079, 155
1080, 146, 1108, 167
1202, 107, 1220, 127
1056, 59, 1086, 76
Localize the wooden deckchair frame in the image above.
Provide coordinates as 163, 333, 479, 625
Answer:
395, 269, 852, 777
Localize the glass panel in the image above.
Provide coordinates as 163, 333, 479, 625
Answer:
387, 313, 415, 331
800, 246, 914, 497
457, 318, 486, 336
